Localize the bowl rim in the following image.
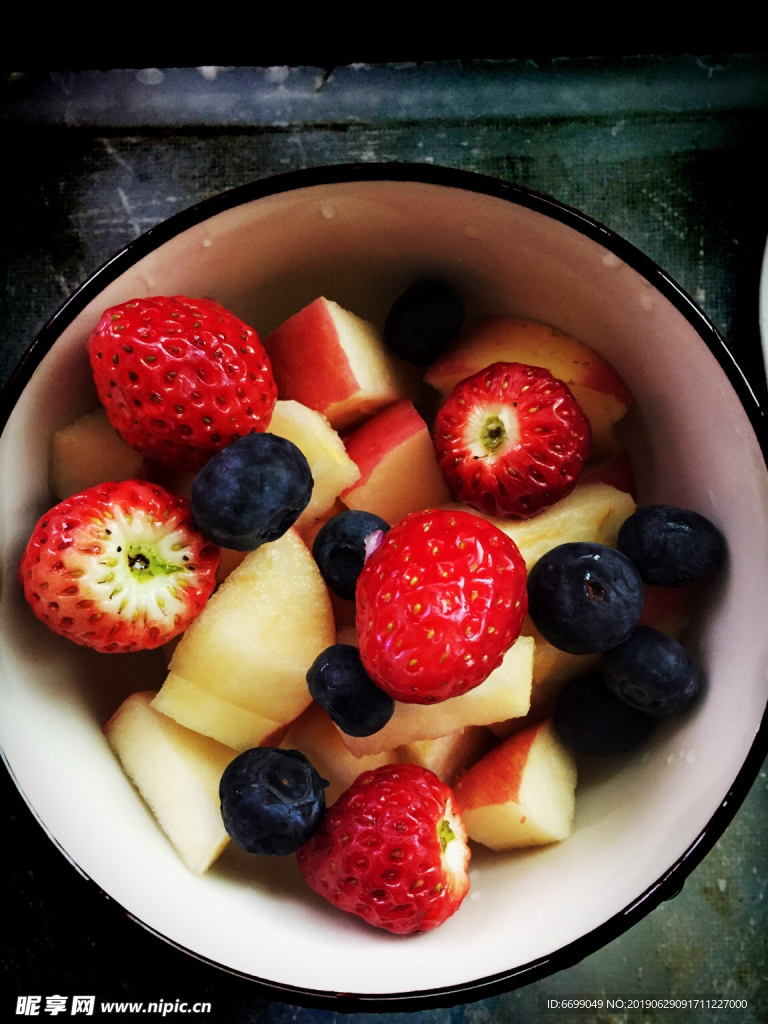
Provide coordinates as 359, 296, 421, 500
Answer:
2, 161, 767, 1011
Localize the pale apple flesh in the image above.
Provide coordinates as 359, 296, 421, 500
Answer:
104, 691, 238, 875
263, 297, 409, 430
280, 702, 398, 805
341, 397, 451, 526
51, 407, 146, 500
445, 481, 636, 573
267, 399, 360, 530
152, 528, 335, 747
341, 635, 534, 757
454, 719, 577, 850
151, 673, 288, 752
482, 479, 637, 732
397, 726, 496, 787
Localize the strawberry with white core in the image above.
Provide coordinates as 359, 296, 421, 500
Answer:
18, 479, 220, 653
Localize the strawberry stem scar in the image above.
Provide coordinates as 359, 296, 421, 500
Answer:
438, 816, 456, 853
480, 414, 507, 453
125, 544, 185, 580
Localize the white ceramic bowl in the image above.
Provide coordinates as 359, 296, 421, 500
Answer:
2, 165, 767, 1009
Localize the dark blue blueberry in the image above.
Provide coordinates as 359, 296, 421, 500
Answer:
602, 625, 702, 717
312, 509, 390, 601
617, 504, 726, 587
384, 280, 465, 367
219, 747, 328, 856
527, 542, 644, 654
191, 433, 313, 550
554, 673, 657, 756
307, 644, 395, 737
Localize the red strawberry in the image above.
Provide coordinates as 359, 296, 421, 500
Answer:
355, 508, 527, 704
87, 295, 277, 471
296, 762, 470, 935
434, 361, 592, 519
18, 479, 220, 653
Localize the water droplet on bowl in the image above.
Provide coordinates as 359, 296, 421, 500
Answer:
602, 253, 623, 269
136, 68, 165, 86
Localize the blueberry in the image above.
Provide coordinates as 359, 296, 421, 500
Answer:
554, 674, 657, 756
191, 433, 313, 550
312, 509, 390, 601
383, 280, 465, 367
602, 625, 702, 717
617, 504, 726, 586
527, 542, 644, 654
219, 747, 328, 856
307, 644, 395, 736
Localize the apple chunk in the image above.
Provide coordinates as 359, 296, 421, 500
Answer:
280, 702, 398, 805
152, 674, 288, 752
263, 297, 409, 430
341, 398, 451, 525
444, 481, 636, 573
104, 691, 238, 874
51, 407, 146, 499
465, 480, 636, 730
341, 635, 534, 756
153, 528, 334, 747
267, 399, 360, 529
397, 726, 495, 786
454, 719, 577, 850
425, 316, 633, 457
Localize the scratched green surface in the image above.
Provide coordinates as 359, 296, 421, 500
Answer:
2, 58, 767, 1023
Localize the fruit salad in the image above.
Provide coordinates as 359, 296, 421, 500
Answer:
18, 286, 726, 937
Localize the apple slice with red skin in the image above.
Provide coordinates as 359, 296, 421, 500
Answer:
425, 316, 632, 457
263, 297, 410, 430
454, 719, 577, 850
341, 397, 451, 526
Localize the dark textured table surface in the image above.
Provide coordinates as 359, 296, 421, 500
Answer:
2, 57, 767, 1023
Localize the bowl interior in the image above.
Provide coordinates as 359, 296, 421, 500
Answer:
2, 175, 767, 1000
